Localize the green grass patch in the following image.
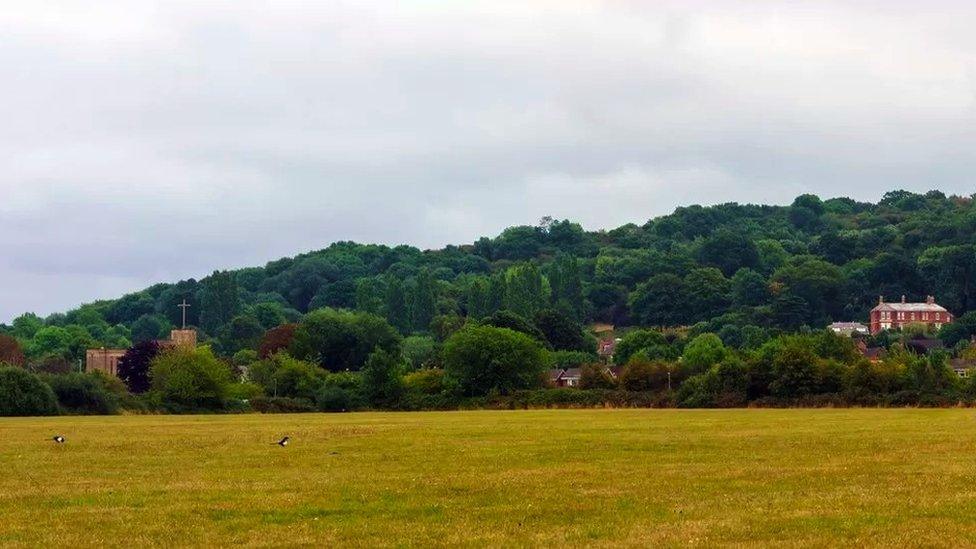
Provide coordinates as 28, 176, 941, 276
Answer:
3, 409, 976, 546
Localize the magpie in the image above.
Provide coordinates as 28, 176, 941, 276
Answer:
275, 436, 290, 447
52, 435, 65, 444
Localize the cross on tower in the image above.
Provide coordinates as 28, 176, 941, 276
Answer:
178, 299, 191, 329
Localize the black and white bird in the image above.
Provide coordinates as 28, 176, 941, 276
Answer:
275, 436, 290, 447
52, 435, 65, 444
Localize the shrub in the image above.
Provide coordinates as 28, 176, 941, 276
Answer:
289, 309, 401, 371
0, 366, 58, 416
579, 363, 617, 390
361, 349, 406, 407
149, 347, 233, 410
258, 323, 297, 359
316, 386, 356, 412
247, 353, 326, 401
403, 369, 446, 396
619, 358, 674, 392
43, 372, 120, 415
250, 396, 316, 413
402, 336, 439, 370
550, 350, 598, 370
226, 382, 265, 401
116, 340, 161, 394
681, 333, 728, 374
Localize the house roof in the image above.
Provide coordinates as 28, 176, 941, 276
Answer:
950, 359, 976, 370
829, 322, 868, 330
562, 368, 582, 379
548, 369, 564, 382
905, 339, 945, 354
872, 303, 948, 313
597, 339, 617, 356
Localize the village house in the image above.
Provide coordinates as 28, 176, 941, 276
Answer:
828, 322, 869, 336
869, 295, 953, 335
597, 338, 618, 363
554, 368, 582, 387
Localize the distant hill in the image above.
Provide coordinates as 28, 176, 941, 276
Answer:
5, 189, 976, 362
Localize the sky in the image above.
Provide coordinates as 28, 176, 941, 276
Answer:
2, 1, 976, 322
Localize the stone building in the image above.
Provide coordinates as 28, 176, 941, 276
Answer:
85, 348, 127, 376
85, 329, 198, 376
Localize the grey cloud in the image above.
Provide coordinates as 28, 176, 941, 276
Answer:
2, 1, 976, 320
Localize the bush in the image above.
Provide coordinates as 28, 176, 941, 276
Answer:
43, 373, 120, 415
250, 396, 316, 413
149, 347, 234, 410
289, 309, 401, 372
316, 386, 357, 412
579, 363, 617, 390
0, 366, 58, 416
550, 350, 598, 370
226, 382, 265, 401
361, 349, 406, 407
619, 358, 675, 392
402, 336, 439, 370
403, 369, 446, 396
245, 353, 325, 401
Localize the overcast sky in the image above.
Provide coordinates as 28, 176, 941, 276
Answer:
2, 1, 975, 322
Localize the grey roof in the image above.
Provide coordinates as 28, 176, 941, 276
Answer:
872, 302, 948, 313
829, 322, 868, 329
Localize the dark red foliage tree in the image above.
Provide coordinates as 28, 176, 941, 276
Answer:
116, 340, 160, 393
258, 323, 297, 359
0, 335, 25, 367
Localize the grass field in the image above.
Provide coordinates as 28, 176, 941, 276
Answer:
3, 409, 976, 547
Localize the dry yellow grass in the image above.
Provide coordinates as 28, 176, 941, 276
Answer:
3, 409, 976, 547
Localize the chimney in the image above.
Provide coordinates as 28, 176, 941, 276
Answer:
878, 295, 884, 305
901, 295, 906, 304
927, 295, 935, 305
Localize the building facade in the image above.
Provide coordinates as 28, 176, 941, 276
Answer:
869, 295, 953, 335
85, 348, 127, 376
85, 329, 198, 376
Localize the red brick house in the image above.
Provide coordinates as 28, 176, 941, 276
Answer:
869, 295, 952, 335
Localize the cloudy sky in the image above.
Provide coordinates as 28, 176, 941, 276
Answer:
2, 1, 975, 321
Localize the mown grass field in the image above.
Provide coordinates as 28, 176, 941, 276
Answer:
3, 409, 976, 547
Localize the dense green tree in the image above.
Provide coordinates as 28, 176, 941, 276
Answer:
629, 274, 687, 326
732, 268, 769, 307
681, 333, 728, 374
533, 308, 591, 352
149, 346, 233, 409
698, 229, 760, 276
289, 308, 401, 372
918, 245, 976, 313
384, 278, 410, 334
548, 254, 585, 319
217, 315, 265, 355
614, 329, 671, 365
130, 314, 171, 343
199, 271, 240, 334
11, 313, 44, 340
410, 269, 438, 333
0, 366, 58, 416
684, 268, 731, 320
504, 263, 549, 319
354, 278, 387, 316
361, 349, 406, 407
443, 325, 547, 396
482, 310, 547, 345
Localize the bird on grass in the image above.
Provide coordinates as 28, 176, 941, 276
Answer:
52, 436, 65, 444
275, 436, 290, 447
